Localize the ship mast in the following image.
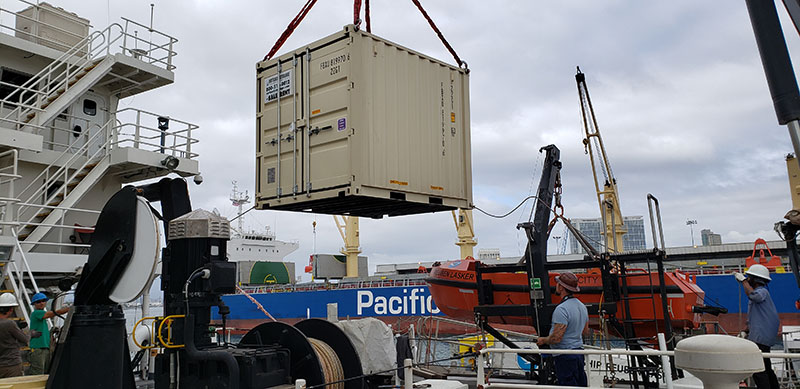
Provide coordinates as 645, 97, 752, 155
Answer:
230, 181, 250, 234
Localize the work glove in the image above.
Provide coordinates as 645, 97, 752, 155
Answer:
734, 272, 746, 282
30, 330, 42, 339
16, 321, 27, 330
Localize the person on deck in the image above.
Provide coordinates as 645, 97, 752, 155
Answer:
28, 293, 69, 375
0, 293, 28, 378
734, 264, 780, 389
536, 271, 589, 387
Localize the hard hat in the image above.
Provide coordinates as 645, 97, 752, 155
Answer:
0, 293, 18, 307
31, 292, 47, 304
745, 264, 772, 281
555, 271, 580, 292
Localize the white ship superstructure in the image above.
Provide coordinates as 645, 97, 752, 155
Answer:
227, 182, 298, 263
0, 0, 200, 317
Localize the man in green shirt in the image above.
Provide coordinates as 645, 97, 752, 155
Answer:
28, 293, 69, 375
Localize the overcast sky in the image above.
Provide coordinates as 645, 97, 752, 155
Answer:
29, 1, 800, 278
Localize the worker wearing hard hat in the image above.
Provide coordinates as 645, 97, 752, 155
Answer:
28, 293, 69, 375
734, 264, 779, 389
0, 293, 28, 378
536, 271, 589, 387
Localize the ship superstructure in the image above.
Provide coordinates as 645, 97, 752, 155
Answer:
0, 0, 200, 318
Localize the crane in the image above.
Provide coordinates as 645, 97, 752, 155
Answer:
575, 68, 627, 253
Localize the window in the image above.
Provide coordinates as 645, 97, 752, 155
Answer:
83, 99, 97, 116
0, 68, 34, 106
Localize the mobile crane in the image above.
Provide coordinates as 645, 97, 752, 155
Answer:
575, 68, 627, 253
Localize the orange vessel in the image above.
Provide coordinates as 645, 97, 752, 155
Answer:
427, 257, 706, 339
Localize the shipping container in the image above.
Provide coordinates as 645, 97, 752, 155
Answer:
311, 254, 368, 280
255, 24, 472, 218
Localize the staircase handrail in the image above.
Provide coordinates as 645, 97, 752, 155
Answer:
0, 24, 122, 125
15, 119, 113, 209
9, 228, 40, 316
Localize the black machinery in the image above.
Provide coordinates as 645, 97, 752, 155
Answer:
47, 178, 364, 389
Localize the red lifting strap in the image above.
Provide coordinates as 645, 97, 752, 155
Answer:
410, 0, 465, 69
354, 0, 362, 28
263, 0, 319, 61
365, 0, 371, 33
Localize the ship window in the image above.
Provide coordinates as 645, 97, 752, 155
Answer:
0, 68, 34, 106
83, 99, 97, 116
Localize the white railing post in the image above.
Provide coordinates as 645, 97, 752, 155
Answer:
134, 110, 141, 149
294, 378, 305, 389
658, 333, 674, 389
477, 352, 485, 388
403, 358, 413, 389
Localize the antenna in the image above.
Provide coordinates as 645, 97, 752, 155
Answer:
230, 181, 250, 234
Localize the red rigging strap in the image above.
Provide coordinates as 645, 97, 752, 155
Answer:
365, 0, 371, 33
263, 0, 319, 61
354, 0, 362, 29
410, 0, 466, 70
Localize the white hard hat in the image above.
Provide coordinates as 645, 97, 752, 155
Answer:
0, 293, 18, 307
745, 264, 772, 281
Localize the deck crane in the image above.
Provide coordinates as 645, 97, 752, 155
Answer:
575, 68, 627, 253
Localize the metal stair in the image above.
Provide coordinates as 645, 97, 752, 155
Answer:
14, 125, 111, 250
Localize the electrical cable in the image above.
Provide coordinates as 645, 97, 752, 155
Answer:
473, 196, 537, 219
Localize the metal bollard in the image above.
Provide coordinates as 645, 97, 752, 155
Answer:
295, 378, 306, 389
404, 358, 413, 389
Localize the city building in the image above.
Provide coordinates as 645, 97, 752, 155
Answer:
701, 229, 723, 246
568, 216, 647, 254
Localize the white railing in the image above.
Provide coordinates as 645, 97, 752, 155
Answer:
112, 108, 199, 159
474, 336, 800, 389
240, 277, 428, 294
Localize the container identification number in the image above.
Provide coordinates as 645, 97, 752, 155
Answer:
320, 53, 349, 75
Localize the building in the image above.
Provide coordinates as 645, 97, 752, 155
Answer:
568, 216, 647, 254
701, 229, 723, 246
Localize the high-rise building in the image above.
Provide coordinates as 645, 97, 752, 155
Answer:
700, 229, 722, 246
568, 216, 647, 254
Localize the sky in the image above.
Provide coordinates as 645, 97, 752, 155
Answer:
21, 1, 800, 279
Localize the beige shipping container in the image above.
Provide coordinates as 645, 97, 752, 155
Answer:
256, 24, 472, 218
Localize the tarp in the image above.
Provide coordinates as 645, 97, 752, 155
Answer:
336, 318, 395, 375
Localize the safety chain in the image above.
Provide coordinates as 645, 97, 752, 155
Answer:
546, 171, 564, 235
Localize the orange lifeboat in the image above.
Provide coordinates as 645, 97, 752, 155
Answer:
427, 257, 705, 339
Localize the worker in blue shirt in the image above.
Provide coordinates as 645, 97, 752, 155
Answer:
734, 264, 779, 389
537, 271, 589, 387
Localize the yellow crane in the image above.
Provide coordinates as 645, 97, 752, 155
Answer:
575, 68, 627, 252
333, 215, 361, 277
452, 208, 476, 259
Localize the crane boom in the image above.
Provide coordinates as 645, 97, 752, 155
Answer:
576, 68, 626, 252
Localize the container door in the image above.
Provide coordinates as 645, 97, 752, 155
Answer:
68, 92, 107, 157
303, 45, 352, 193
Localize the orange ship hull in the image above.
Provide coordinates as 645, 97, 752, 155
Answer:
427, 257, 705, 339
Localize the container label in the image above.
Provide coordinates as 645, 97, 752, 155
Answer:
264, 68, 294, 103
337, 118, 346, 132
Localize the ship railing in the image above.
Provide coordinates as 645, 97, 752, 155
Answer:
473, 337, 800, 389
120, 18, 178, 71
0, 150, 21, 237
238, 278, 429, 294
111, 108, 199, 159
